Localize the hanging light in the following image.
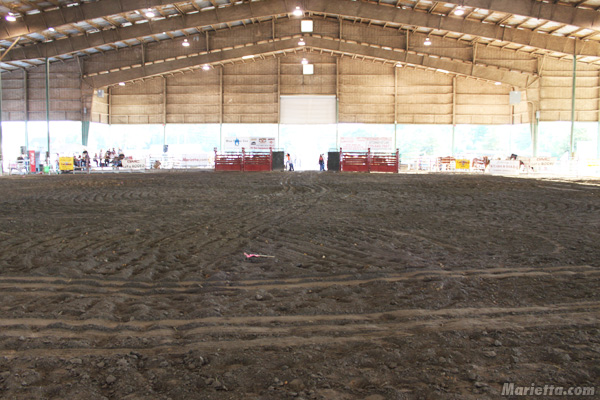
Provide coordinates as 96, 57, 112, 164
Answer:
202, 64, 211, 71
292, 6, 303, 17
298, 38, 306, 46
424, 37, 432, 46
145, 10, 155, 18
48, 27, 56, 32
5, 13, 17, 22
118, 82, 125, 86
495, 81, 501, 86
454, 7, 465, 16
301, 58, 309, 65
395, 63, 403, 67
182, 38, 190, 47
242, 55, 254, 59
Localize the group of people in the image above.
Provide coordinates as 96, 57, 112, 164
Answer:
74, 151, 91, 168
68, 148, 125, 169
87, 148, 125, 168
95, 148, 124, 167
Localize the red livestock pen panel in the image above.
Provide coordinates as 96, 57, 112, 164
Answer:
214, 148, 272, 172
215, 151, 243, 171
340, 149, 369, 172
370, 150, 399, 173
244, 151, 272, 172
340, 148, 399, 173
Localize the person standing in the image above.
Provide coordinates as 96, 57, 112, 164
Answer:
286, 153, 294, 171
83, 150, 91, 173
318, 154, 325, 171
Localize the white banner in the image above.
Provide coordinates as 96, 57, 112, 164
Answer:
180, 154, 213, 168
518, 156, 557, 173
224, 137, 275, 152
340, 137, 393, 152
489, 160, 520, 175
529, 157, 556, 172
122, 159, 146, 169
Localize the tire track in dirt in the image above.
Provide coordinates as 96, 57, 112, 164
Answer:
1, 301, 597, 329
0, 264, 595, 295
1, 305, 597, 359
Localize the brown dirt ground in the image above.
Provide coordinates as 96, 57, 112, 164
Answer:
0, 171, 598, 400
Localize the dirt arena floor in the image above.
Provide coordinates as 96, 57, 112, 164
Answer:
0, 171, 598, 400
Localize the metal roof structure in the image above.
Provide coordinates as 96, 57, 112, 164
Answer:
1, 0, 600, 87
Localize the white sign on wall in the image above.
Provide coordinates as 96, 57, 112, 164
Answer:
509, 91, 522, 105
180, 154, 213, 168
122, 159, 146, 169
488, 160, 520, 175
519, 156, 557, 173
224, 137, 276, 152
340, 137, 393, 152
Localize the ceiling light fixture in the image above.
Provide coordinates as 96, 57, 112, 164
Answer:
396, 63, 403, 67
118, 82, 125, 86
292, 6, 303, 17
202, 64, 210, 71
454, 7, 465, 16
145, 10, 155, 18
424, 37, 432, 46
5, 13, 17, 22
48, 27, 56, 32
298, 38, 306, 46
495, 81, 501, 85
301, 58, 309, 65
242, 55, 254, 59
182, 38, 190, 47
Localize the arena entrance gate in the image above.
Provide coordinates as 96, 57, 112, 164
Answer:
214, 148, 273, 172
339, 148, 400, 173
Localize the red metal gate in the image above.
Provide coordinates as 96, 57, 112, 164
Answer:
340, 150, 369, 172
214, 148, 272, 172
340, 148, 399, 173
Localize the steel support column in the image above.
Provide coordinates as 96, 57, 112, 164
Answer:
394, 65, 398, 151
336, 56, 340, 150
570, 45, 577, 158
452, 76, 456, 156
24, 69, 28, 157
219, 65, 224, 151
45, 57, 50, 165
0, 71, 3, 176
277, 58, 281, 149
